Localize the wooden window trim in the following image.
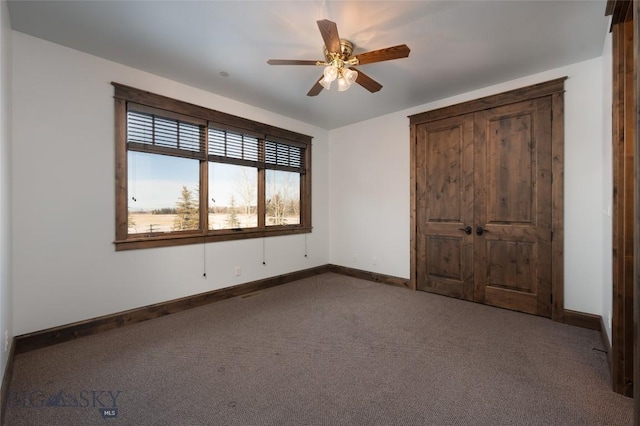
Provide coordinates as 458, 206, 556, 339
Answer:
113, 83, 312, 251
113, 83, 311, 144
129, 103, 208, 126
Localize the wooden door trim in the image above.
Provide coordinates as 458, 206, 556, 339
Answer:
551, 91, 565, 322
409, 77, 567, 126
409, 78, 566, 322
606, 0, 639, 403
612, 19, 636, 397
607, 0, 634, 29
409, 124, 418, 291
633, 1, 639, 422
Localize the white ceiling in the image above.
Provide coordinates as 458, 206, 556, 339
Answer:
7, 0, 609, 130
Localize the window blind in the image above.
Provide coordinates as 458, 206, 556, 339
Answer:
265, 140, 305, 173
127, 110, 205, 160
208, 127, 260, 168
208, 128, 306, 173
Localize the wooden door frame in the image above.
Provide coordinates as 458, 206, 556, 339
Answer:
607, 0, 638, 407
633, 2, 639, 423
408, 78, 567, 322
611, 16, 635, 398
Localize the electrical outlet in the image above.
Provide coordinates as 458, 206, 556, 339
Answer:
4, 330, 8, 353
372, 257, 378, 266
234, 266, 241, 277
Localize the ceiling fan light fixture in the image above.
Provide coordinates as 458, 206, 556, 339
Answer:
323, 65, 338, 82
319, 77, 332, 90
343, 68, 358, 85
337, 76, 349, 92
320, 64, 339, 90
337, 67, 358, 92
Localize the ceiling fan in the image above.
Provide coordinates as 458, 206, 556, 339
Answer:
267, 20, 410, 96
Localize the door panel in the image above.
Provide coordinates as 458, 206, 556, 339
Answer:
486, 240, 535, 292
474, 98, 552, 317
416, 115, 474, 300
427, 236, 462, 280
486, 113, 533, 224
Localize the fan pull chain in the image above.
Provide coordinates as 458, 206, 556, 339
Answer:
262, 238, 266, 265
304, 234, 308, 258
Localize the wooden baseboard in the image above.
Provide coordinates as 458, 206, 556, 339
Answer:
1, 338, 16, 426
15, 265, 331, 355
9, 264, 602, 367
562, 309, 602, 331
13, 264, 409, 356
328, 264, 410, 289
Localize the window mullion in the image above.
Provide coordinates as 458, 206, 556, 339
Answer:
258, 138, 266, 229
200, 127, 209, 234
302, 144, 311, 228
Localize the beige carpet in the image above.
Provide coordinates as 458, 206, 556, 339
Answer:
5, 273, 633, 425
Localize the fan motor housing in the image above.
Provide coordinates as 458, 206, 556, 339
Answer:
323, 39, 354, 62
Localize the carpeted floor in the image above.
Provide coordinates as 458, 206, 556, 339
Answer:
5, 273, 634, 425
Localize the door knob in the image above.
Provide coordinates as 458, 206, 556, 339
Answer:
458, 226, 472, 235
476, 226, 489, 236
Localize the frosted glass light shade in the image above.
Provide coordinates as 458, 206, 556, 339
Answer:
337, 77, 350, 91
320, 65, 339, 90
319, 77, 332, 90
324, 66, 338, 81
342, 68, 358, 84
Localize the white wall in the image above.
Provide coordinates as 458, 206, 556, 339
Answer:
11, 32, 330, 335
328, 113, 410, 278
10, 26, 612, 335
0, 0, 12, 378
563, 58, 605, 316
329, 57, 607, 316
601, 29, 613, 342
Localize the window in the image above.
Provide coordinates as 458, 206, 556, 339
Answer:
208, 162, 258, 231
113, 83, 312, 251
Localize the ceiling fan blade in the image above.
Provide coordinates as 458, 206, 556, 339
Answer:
317, 19, 341, 54
351, 68, 382, 93
356, 44, 410, 65
267, 59, 320, 66
307, 77, 324, 96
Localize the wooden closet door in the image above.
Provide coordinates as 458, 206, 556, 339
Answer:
415, 114, 475, 300
410, 79, 564, 319
473, 97, 553, 317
